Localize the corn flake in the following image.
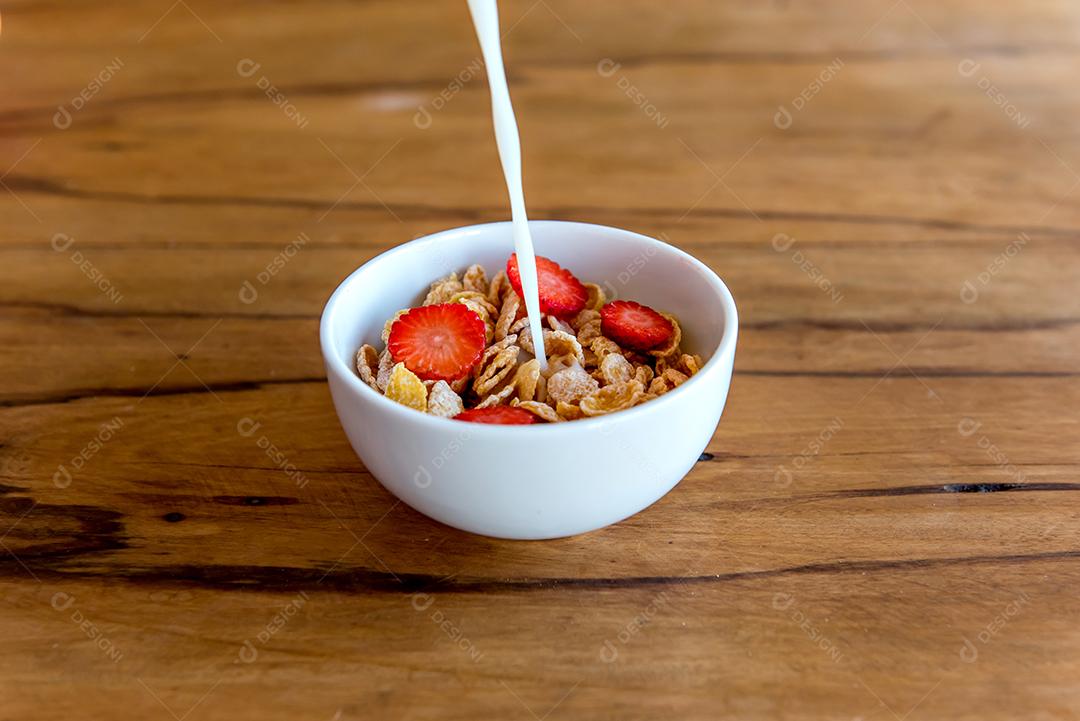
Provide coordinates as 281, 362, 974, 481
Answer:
376, 350, 394, 392
356, 344, 379, 390
473, 346, 518, 396
463, 264, 488, 295
555, 401, 584, 421
599, 352, 634, 386
495, 293, 520, 341
513, 358, 541, 401
423, 272, 463, 306
649, 312, 682, 358
583, 283, 606, 311
511, 398, 561, 423
580, 380, 646, 417
386, 362, 427, 411
427, 380, 464, 418
547, 365, 600, 405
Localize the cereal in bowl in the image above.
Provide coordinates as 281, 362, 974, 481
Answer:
356, 255, 704, 424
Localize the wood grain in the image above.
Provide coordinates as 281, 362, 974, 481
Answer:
2, 0, 1079, 719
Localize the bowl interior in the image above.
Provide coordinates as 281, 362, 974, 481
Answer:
323, 221, 730, 376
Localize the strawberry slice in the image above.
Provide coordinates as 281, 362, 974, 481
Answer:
600, 300, 674, 351
506, 254, 587, 318
454, 406, 537, 425
387, 303, 486, 381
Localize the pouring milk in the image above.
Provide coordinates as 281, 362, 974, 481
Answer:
465, 0, 548, 370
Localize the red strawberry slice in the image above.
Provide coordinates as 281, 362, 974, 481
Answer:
454, 406, 537, 425
600, 300, 674, 351
506, 254, 587, 318
387, 303, 486, 381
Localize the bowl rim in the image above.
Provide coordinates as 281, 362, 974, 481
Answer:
319, 220, 738, 435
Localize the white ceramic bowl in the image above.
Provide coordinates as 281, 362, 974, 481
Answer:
320, 221, 738, 539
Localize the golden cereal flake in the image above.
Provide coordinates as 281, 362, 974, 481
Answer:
677, 353, 704, 376
376, 350, 395, 392
570, 308, 600, 332
647, 376, 670, 396
462, 264, 489, 295
633, 364, 655, 387
545, 330, 585, 366
356, 344, 379, 390
494, 293, 521, 341
582, 347, 599, 369
473, 346, 518, 396
487, 269, 510, 306
590, 336, 623, 360
662, 368, 690, 388
648, 312, 682, 358
386, 362, 427, 411
449, 377, 469, 395
478, 334, 518, 367
423, 272, 464, 306
583, 283, 606, 311
512, 399, 561, 423
507, 316, 530, 337
599, 352, 634, 386
546, 315, 575, 335
580, 380, 646, 417
381, 309, 409, 345
476, 382, 516, 408
555, 401, 584, 421
450, 291, 499, 318
576, 319, 602, 345
535, 374, 548, 404
427, 380, 464, 418
547, 365, 600, 406
513, 358, 541, 401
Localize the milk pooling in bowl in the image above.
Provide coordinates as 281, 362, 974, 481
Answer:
466, 0, 548, 370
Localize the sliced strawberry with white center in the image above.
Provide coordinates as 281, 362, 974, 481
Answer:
387, 303, 486, 381
506, 254, 588, 319
600, 300, 674, 351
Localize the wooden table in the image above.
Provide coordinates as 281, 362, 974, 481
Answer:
2, 1, 1078, 718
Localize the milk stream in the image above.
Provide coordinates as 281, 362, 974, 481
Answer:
466, 0, 548, 370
